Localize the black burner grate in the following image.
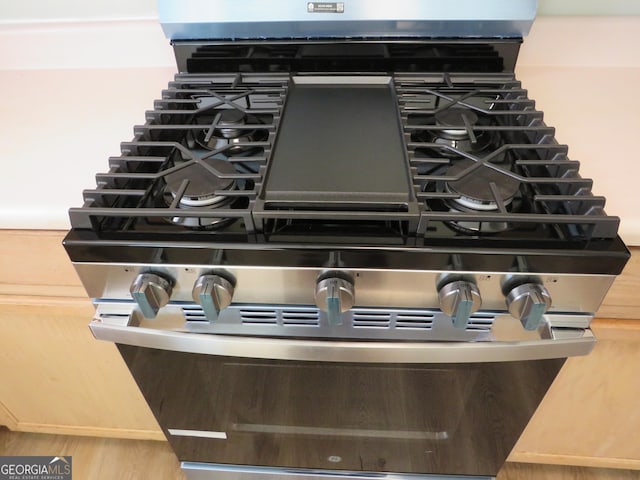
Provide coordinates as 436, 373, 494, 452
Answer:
396, 73, 619, 240
69, 71, 620, 244
71, 73, 290, 235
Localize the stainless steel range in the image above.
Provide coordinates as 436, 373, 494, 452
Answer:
64, 1, 630, 479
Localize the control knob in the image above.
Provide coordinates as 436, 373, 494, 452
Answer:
505, 283, 552, 331
192, 274, 235, 322
315, 274, 355, 326
130, 273, 173, 319
438, 280, 482, 329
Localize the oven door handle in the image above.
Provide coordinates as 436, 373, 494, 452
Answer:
90, 317, 595, 364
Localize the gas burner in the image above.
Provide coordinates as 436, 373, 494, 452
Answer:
432, 107, 494, 154
446, 159, 520, 210
194, 108, 267, 155
442, 159, 521, 233
163, 158, 238, 229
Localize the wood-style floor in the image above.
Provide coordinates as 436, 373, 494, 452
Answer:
1, 429, 639, 480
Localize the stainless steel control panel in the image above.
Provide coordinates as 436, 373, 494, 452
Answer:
74, 262, 615, 326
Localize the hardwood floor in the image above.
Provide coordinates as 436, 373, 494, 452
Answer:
499, 463, 640, 479
1, 429, 638, 480
0, 429, 184, 480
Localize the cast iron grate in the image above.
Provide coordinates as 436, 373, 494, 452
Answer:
396, 72, 620, 240
68, 70, 620, 243
69, 72, 290, 236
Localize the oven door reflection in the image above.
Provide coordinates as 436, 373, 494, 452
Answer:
118, 345, 564, 477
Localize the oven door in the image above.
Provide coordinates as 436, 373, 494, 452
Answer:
94, 308, 593, 479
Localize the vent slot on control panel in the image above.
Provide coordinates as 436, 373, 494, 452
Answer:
239, 307, 321, 326
395, 313, 435, 330
240, 309, 279, 325
353, 311, 435, 330
466, 316, 495, 332
184, 305, 436, 332
352, 311, 392, 328
282, 310, 320, 326
183, 306, 207, 323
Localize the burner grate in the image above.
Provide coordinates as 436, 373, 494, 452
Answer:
70, 73, 290, 235
69, 71, 620, 244
396, 73, 620, 240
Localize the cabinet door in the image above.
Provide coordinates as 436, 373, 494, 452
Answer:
0, 301, 163, 440
511, 321, 640, 469
0, 399, 17, 428
597, 251, 640, 319
0, 230, 85, 298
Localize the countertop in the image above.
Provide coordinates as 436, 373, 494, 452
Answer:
1, 16, 639, 244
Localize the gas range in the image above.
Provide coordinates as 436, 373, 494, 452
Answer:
63, 2, 629, 479
65, 46, 628, 336
71, 66, 623, 239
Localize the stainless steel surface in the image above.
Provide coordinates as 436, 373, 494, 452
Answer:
90, 308, 595, 363
168, 429, 228, 440
549, 327, 589, 341
546, 315, 591, 329
129, 273, 172, 319
192, 274, 235, 322
314, 276, 356, 326
506, 283, 552, 331
180, 462, 493, 480
73, 263, 616, 316
158, 0, 536, 40
99, 302, 590, 342
184, 305, 493, 342
437, 280, 482, 329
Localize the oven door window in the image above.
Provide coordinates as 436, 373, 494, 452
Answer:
118, 345, 563, 476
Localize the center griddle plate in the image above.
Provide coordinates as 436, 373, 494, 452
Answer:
261, 77, 412, 211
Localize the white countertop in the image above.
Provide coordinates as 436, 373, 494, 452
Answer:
1, 16, 639, 244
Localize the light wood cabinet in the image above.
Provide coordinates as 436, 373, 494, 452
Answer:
0, 230, 162, 439
0, 299, 162, 440
511, 320, 640, 469
1, 229, 639, 470
597, 250, 640, 319
0, 230, 86, 298
0, 398, 17, 429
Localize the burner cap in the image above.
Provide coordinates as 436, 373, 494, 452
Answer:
446, 159, 520, 211
217, 109, 247, 139
426, 107, 496, 155
165, 158, 236, 207
193, 108, 264, 154
435, 108, 478, 138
